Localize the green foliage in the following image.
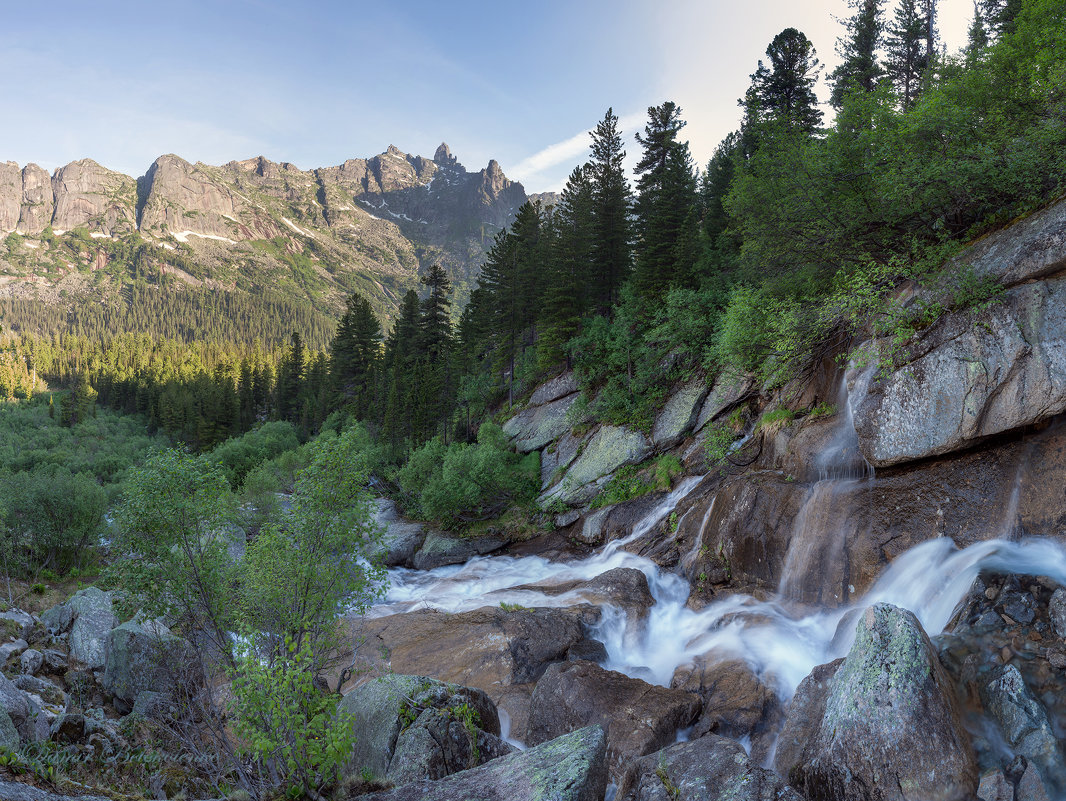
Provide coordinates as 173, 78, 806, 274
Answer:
652, 454, 682, 490
208, 421, 301, 489
757, 407, 796, 432
590, 465, 652, 510
230, 633, 355, 796
397, 423, 540, 527
704, 423, 737, 466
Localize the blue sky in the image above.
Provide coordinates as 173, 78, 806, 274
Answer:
0, 0, 973, 192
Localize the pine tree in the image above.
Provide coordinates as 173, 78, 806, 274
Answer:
978, 0, 1021, 37
744, 28, 824, 133
587, 108, 632, 316
885, 0, 932, 109
416, 265, 454, 442
381, 290, 420, 452
966, 2, 990, 63
632, 102, 700, 309
328, 293, 382, 418
829, 0, 885, 109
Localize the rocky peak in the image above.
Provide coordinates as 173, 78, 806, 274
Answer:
51, 159, 136, 235
0, 162, 21, 233
434, 142, 456, 166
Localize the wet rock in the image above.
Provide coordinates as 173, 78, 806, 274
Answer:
513, 568, 654, 624
576, 506, 611, 546
338, 674, 500, 782
1000, 592, 1037, 626
618, 733, 802, 801
978, 770, 1014, 801
102, 618, 198, 710
774, 658, 844, 778
694, 375, 754, 432
503, 392, 580, 453
567, 639, 608, 663
372, 498, 430, 567
412, 531, 507, 570
855, 277, 1066, 467
1049, 589, 1066, 639
351, 606, 595, 737
671, 657, 779, 753
777, 604, 977, 801
554, 509, 581, 528
362, 724, 607, 801
20, 649, 43, 676
526, 660, 701, 777
384, 706, 516, 786
652, 379, 708, 448
1016, 758, 1053, 801
980, 664, 1066, 794
957, 193, 1066, 287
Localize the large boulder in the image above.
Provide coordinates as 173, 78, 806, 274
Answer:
349, 606, 596, 737
651, 379, 709, 448
43, 587, 116, 669
0, 781, 115, 801
0, 672, 33, 742
0, 610, 35, 641
776, 603, 978, 801
372, 498, 430, 567
526, 660, 701, 777
618, 734, 802, 801
980, 664, 1066, 795
101, 618, 197, 709
361, 724, 607, 801
338, 674, 501, 783
960, 194, 1066, 287
540, 425, 653, 506
855, 277, 1066, 467
529, 372, 579, 406
411, 531, 507, 570
503, 393, 580, 453
0, 707, 17, 748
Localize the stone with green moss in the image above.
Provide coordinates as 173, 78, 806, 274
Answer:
777, 603, 978, 801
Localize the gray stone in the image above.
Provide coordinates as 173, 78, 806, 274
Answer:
41, 649, 67, 672
778, 603, 977, 801
0, 638, 28, 663
339, 674, 501, 783
529, 372, 579, 406
1017, 759, 1053, 801
65, 587, 117, 669
0, 671, 32, 742
855, 278, 1066, 467
541, 429, 588, 490
977, 770, 1014, 801
694, 375, 753, 432
0, 780, 117, 801
619, 733, 802, 801
958, 194, 1066, 287
102, 618, 197, 707
554, 510, 581, 528
980, 664, 1066, 794
651, 379, 709, 448
373, 498, 430, 567
503, 392, 580, 453
12, 675, 66, 716
0, 610, 35, 640
412, 531, 507, 571
20, 648, 43, 676
363, 725, 607, 801
1001, 591, 1037, 625
40, 601, 73, 635
540, 425, 651, 506
132, 690, 175, 720
576, 507, 611, 546
1049, 588, 1066, 639
0, 707, 17, 748
384, 707, 516, 787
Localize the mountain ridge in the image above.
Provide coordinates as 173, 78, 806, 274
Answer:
0, 144, 544, 339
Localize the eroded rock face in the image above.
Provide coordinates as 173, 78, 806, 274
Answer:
137, 154, 246, 239
101, 618, 197, 710
855, 278, 1066, 467
777, 603, 978, 801
618, 734, 802, 801
373, 498, 431, 567
412, 530, 507, 570
361, 724, 608, 801
503, 393, 580, 453
652, 379, 709, 448
0, 161, 21, 232
18, 164, 54, 234
50, 159, 136, 235
962, 195, 1066, 287
44, 587, 116, 670
526, 660, 701, 777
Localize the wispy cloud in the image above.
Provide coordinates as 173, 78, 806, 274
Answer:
509, 111, 645, 192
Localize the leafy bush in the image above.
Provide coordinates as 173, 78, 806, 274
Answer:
397, 423, 540, 527
208, 421, 301, 489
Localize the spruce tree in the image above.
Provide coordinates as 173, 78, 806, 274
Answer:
885, 0, 931, 108
416, 265, 454, 442
328, 293, 382, 418
587, 108, 632, 316
829, 0, 885, 109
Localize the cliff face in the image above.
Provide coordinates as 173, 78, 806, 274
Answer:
0, 143, 528, 319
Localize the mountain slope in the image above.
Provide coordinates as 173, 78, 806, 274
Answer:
0, 144, 529, 346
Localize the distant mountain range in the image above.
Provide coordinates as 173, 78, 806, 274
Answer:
0, 144, 555, 336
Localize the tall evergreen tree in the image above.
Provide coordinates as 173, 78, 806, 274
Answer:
632, 102, 700, 308
829, 0, 885, 108
966, 1, 990, 63
743, 28, 824, 133
328, 293, 382, 418
885, 0, 931, 108
978, 0, 1022, 37
381, 290, 420, 452
587, 108, 632, 317
415, 265, 454, 442
276, 331, 305, 424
